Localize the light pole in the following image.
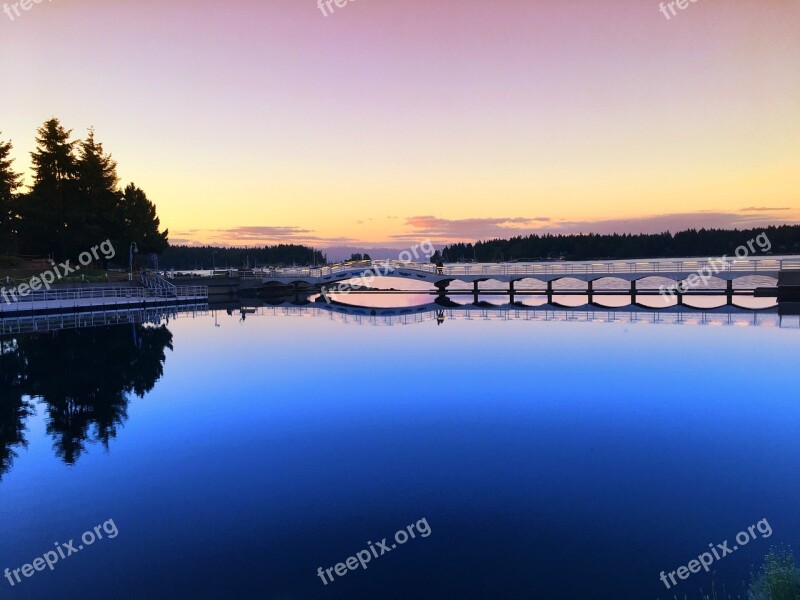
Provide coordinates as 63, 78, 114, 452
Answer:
129, 242, 139, 281
212, 251, 217, 271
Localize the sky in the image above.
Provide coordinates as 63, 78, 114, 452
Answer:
1, 0, 799, 250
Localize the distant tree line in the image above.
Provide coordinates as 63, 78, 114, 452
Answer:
0, 119, 168, 262
441, 226, 800, 262
160, 244, 326, 270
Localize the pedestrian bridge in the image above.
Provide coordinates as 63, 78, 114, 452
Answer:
245, 257, 800, 295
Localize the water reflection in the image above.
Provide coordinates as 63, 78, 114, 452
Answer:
0, 338, 34, 480
0, 323, 173, 475
0, 292, 796, 479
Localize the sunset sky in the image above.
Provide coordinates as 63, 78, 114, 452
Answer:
1, 0, 798, 249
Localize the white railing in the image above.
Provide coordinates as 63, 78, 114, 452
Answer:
239, 257, 800, 280
175, 285, 209, 298
140, 271, 178, 296
3, 286, 150, 304
0, 304, 209, 335
0, 285, 208, 313
139, 273, 207, 299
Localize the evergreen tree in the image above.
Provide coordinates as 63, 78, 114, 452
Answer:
77, 128, 122, 253
6, 118, 174, 262
0, 133, 22, 253
116, 183, 169, 256
22, 118, 80, 257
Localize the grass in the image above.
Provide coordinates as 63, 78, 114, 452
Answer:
748, 548, 800, 600
0, 254, 129, 286
665, 548, 800, 600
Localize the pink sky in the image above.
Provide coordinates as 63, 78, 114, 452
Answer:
1, 0, 798, 247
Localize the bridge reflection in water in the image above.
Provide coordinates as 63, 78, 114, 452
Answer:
1, 297, 799, 334
250, 301, 800, 329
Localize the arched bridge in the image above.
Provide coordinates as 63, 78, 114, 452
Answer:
244, 257, 800, 299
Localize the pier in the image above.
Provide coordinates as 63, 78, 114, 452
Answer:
0, 272, 207, 318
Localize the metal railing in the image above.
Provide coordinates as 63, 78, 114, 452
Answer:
3, 286, 150, 304
174, 285, 209, 298
0, 304, 209, 335
238, 257, 800, 279
0, 284, 208, 314
142, 272, 207, 298
140, 271, 178, 296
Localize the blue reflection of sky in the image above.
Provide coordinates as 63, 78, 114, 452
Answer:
0, 312, 798, 599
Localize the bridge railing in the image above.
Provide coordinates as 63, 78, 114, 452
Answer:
242, 257, 800, 279
241, 261, 381, 279
439, 258, 793, 277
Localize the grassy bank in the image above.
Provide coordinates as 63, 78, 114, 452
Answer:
0, 255, 130, 286
665, 548, 800, 600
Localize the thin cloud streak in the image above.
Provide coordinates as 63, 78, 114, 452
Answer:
172, 211, 798, 249
395, 211, 799, 243
171, 226, 358, 247
739, 206, 791, 212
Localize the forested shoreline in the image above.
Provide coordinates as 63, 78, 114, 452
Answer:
160, 244, 326, 270
441, 225, 800, 262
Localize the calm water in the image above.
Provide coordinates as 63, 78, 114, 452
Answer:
1, 299, 799, 599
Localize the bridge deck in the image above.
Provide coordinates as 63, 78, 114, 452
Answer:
245, 257, 800, 285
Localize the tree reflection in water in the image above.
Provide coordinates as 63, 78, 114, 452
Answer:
0, 323, 173, 476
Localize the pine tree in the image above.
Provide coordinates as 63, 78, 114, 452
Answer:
116, 183, 169, 257
0, 133, 22, 253
23, 118, 79, 257
30, 118, 78, 190
77, 128, 122, 252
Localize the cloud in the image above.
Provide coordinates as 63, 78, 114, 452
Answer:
555, 211, 797, 235
167, 237, 203, 246
397, 211, 798, 243
169, 210, 798, 249
739, 206, 791, 212
218, 226, 313, 241
395, 216, 552, 241
169, 226, 359, 248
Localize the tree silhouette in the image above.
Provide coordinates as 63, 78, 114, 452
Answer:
0, 133, 22, 253
0, 322, 173, 469
115, 183, 169, 256
0, 338, 34, 481
6, 118, 171, 261
442, 226, 800, 262
76, 128, 123, 258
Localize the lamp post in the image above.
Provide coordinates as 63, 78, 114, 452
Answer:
129, 242, 139, 281
212, 251, 217, 272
